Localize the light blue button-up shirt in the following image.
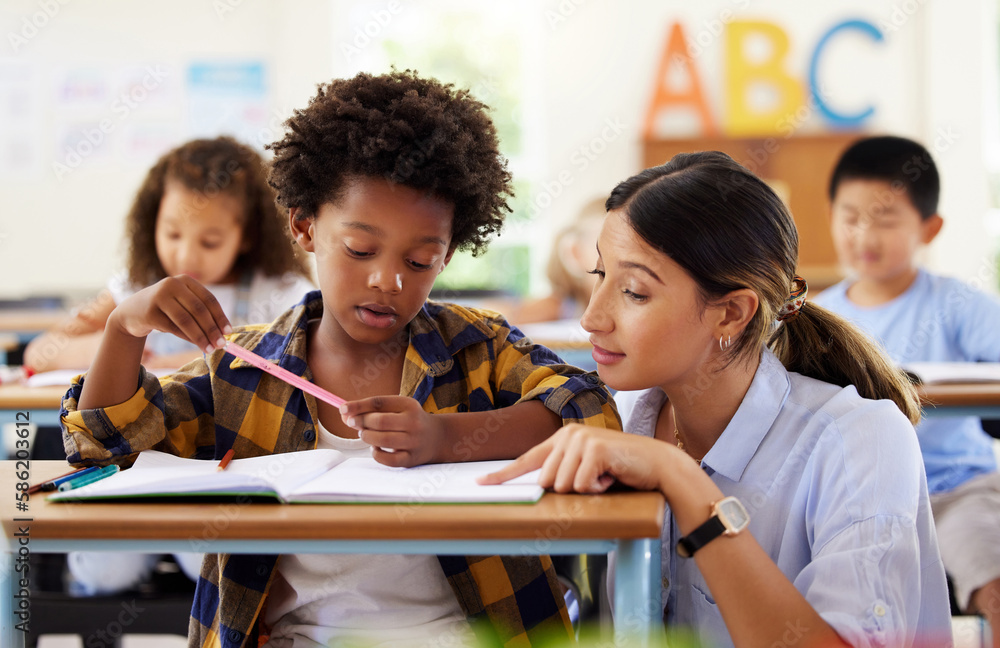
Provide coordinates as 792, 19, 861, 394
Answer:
815, 269, 1000, 493
614, 349, 952, 648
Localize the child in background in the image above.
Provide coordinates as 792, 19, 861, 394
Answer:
62, 70, 619, 647
25, 136, 315, 373
505, 197, 605, 325
814, 135, 1000, 646
44, 136, 315, 597
483, 151, 951, 647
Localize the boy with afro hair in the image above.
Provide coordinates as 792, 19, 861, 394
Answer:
61, 69, 620, 647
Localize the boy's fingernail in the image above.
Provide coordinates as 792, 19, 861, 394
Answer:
346, 417, 356, 428
223, 325, 233, 335
339, 404, 348, 414
215, 337, 226, 348
205, 345, 215, 354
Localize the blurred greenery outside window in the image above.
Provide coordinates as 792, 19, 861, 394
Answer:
340, 3, 539, 299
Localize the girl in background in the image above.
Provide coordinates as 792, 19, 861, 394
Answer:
26, 136, 314, 372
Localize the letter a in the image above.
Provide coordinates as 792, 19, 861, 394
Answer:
643, 22, 717, 139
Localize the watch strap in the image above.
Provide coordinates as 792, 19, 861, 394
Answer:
676, 514, 726, 557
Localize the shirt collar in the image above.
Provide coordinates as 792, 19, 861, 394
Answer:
701, 348, 790, 482
407, 301, 497, 377
226, 289, 319, 374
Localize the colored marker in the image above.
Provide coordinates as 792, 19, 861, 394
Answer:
224, 341, 346, 408
217, 448, 235, 471
30, 466, 100, 493
57, 464, 120, 492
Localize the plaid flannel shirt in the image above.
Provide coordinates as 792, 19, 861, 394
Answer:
62, 291, 620, 648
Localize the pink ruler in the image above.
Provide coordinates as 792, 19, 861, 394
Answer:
224, 341, 347, 408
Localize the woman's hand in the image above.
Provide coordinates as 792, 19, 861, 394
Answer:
111, 275, 231, 353
478, 424, 672, 494
340, 395, 446, 467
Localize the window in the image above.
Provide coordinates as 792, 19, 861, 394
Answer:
330, 1, 543, 298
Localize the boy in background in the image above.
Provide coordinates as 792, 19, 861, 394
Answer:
815, 135, 1000, 646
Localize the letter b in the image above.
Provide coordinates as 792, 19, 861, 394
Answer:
724, 20, 805, 136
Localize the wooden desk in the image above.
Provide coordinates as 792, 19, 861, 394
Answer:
2, 461, 665, 647
0, 310, 65, 343
0, 385, 67, 429
918, 383, 1000, 418
0, 333, 17, 364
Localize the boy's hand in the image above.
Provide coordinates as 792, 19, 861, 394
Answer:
79, 276, 230, 411
111, 275, 232, 353
340, 396, 445, 467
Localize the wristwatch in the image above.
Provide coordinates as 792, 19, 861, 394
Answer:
676, 496, 750, 557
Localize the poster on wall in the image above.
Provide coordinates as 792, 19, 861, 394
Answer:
186, 61, 270, 151
48, 62, 179, 179
0, 60, 44, 181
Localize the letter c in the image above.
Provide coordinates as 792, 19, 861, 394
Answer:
809, 19, 883, 128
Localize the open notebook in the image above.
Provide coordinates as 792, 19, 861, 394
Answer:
47, 449, 543, 504
901, 362, 1000, 385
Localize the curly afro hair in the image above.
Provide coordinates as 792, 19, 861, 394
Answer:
266, 69, 513, 256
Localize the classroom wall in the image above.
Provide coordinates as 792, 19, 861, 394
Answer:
0, 0, 333, 299
530, 0, 997, 295
1, 0, 996, 302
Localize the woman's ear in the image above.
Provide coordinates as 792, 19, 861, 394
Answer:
716, 288, 759, 338
288, 208, 315, 253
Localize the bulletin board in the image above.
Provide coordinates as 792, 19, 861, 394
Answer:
643, 134, 861, 290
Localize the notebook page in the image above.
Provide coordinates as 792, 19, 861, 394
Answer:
902, 362, 1000, 384
287, 458, 544, 503
49, 448, 347, 501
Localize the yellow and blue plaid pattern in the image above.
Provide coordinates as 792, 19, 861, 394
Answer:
62, 291, 620, 648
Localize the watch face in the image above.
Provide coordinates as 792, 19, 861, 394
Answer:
717, 497, 750, 533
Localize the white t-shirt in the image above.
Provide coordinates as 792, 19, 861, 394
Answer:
263, 422, 475, 648
107, 270, 315, 357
